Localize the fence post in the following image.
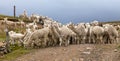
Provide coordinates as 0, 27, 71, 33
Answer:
4, 18, 11, 53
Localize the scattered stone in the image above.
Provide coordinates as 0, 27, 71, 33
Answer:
78, 49, 83, 52
80, 58, 84, 61
0, 42, 5, 47
82, 51, 91, 54
69, 59, 72, 61
114, 49, 118, 52
86, 47, 92, 50
63, 49, 66, 51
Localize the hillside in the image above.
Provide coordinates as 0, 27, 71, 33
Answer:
0, 14, 19, 21
0, 14, 120, 61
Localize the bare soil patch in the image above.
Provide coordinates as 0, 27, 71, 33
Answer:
13, 44, 120, 61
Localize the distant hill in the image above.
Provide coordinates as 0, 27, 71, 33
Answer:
0, 14, 31, 22
103, 20, 120, 25
0, 14, 19, 22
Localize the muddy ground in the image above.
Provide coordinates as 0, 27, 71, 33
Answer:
13, 44, 120, 61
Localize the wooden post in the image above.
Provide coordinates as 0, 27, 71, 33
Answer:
4, 18, 11, 53
13, 5, 16, 18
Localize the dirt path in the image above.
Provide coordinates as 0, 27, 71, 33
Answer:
15, 44, 120, 61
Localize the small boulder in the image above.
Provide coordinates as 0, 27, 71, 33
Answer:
114, 49, 118, 52
86, 47, 92, 50
82, 51, 91, 54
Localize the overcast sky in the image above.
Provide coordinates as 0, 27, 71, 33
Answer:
0, 0, 120, 23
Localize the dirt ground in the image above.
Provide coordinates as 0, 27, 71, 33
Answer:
13, 44, 120, 61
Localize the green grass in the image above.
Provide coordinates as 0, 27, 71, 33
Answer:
0, 14, 15, 19
0, 14, 19, 21
0, 38, 5, 42
0, 45, 32, 61
0, 14, 31, 22
117, 45, 120, 50
0, 32, 6, 42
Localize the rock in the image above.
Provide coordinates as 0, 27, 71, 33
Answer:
82, 51, 91, 54
69, 59, 72, 61
78, 49, 83, 52
0, 42, 5, 47
63, 48, 66, 51
114, 49, 118, 52
80, 58, 84, 61
86, 47, 92, 50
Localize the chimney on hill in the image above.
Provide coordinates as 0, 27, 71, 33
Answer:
13, 5, 16, 18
